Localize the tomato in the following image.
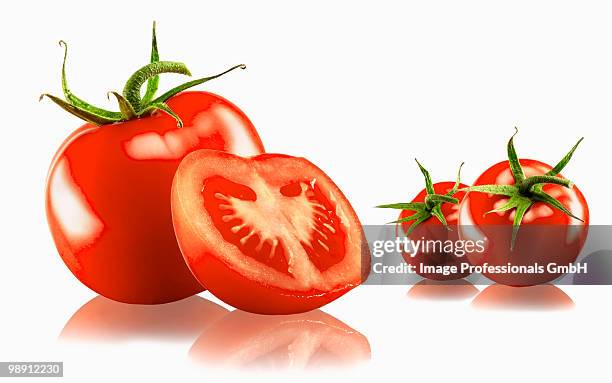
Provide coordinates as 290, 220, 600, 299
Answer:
471, 284, 574, 310
397, 182, 471, 280
378, 161, 471, 281
189, 309, 371, 368
458, 132, 589, 286
46, 91, 264, 304
44, 24, 264, 303
60, 295, 229, 341
171, 150, 369, 314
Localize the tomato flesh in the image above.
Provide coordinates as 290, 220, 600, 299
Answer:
172, 150, 368, 314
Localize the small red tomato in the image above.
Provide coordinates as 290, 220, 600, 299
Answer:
171, 150, 370, 314
378, 160, 471, 281
189, 309, 371, 368
458, 130, 589, 286
44, 25, 264, 304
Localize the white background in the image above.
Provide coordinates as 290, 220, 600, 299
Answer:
1, 0, 612, 382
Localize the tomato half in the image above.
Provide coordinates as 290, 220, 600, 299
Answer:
46, 91, 265, 304
171, 150, 369, 314
459, 159, 589, 286
397, 181, 471, 280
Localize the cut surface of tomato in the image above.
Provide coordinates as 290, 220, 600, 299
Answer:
172, 150, 369, 314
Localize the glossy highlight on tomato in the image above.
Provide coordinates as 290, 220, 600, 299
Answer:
46, 91, 265, 304
171, 150, 369, 314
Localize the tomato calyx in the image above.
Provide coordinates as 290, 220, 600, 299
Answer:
40, 22, 245, 127
377, 159, 464, 236
462, 128, 585, 249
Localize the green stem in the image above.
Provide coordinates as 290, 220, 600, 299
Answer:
43, 24, 248, 127
123, 61, 191, 112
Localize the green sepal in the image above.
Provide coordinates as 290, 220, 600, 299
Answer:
507, 127, 526, 183
39, 93, 121, 125
462, 184, 518, 196
389, 210, 427, 225
57, 41, 123, 120
149, 64, 246, 105
425, 194, 459, 205
404, 213, 433, 237
141, 102, 184, 127
546, 137, 584, 177
142, 21, 160, 106
430, 204, 449, 228
531, 190, 583, 221
376, 202, 425, 210
107, 92, 137, 120
415, 158, 435, 194
446, 162, 465, 197
511, 199, 534, 250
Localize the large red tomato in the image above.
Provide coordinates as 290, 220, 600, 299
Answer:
46, 92, 264, 303
171, 150, 369, 314
378, 161, 471, 281
458, 131, 589, 286
44, 25, 265, 303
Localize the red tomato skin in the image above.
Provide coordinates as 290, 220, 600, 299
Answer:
398, 182, 471, 280
46, 91, 265, 304
458, 159, 589, 286
171, 150, 369, 315
180, 248, 351, 315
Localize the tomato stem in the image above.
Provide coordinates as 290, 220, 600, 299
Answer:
122, 61, 192, 111
464, 130, 585, 250
41, 22, 247, 127
377, 160, 464, 236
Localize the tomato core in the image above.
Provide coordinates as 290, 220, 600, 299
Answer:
202, 176, 347, 276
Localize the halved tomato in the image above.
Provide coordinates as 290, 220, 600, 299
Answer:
171, 150, 369, 314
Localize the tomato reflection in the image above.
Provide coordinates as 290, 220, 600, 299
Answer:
60, 295, 229, 342
471, 284, 574, 310
407, 279, 479, 301
189, 309, 371, 369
